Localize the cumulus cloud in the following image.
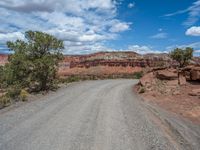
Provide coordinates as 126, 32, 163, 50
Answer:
127, 45, 167, 54
64, 44, 167, 55
164, 0, 200, 26
0, 0, 131, 54
0, 3, 53, 13
150, 33, 168, 39
128, 2, 135, 8
186, 26, 200, 36
109, 21, 130, 32
0, 32, 25, 43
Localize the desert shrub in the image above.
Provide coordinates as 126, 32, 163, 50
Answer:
139, 86, 145, 93
0, 66, 3, 86
0, 95, 11, 108
106, 75, 113, 79
133, 72, 143, 79
7, 85, 21, 99
7, 30, 64, 91
170, 47, 193, 68
66, 76, 81, 83
19, 89, 29, 101
155, 61, 166, 67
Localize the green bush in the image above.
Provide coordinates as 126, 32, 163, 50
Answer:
133, 72, 143, 79
170, 47, 193, 68
7, 85, 21, 99
6, 30, 64, 91
139, 86, 145, 93
0, 95, 11, 108
66, 76, 81, 83
19, 89, 29, 101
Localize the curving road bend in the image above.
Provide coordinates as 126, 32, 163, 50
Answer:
0, 79, 199, 150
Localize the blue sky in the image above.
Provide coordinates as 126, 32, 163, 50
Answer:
0, 0, 200, 54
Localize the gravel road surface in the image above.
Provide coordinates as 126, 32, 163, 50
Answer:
0, 79, 199, 150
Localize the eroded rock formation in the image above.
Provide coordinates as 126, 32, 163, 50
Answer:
183, 66, 200, 81
59, 52, 173, 69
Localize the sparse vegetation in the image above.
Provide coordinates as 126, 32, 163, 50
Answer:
0, 95, 11, 108
7, 85, 21, 99
19, 89, 29, 101
60, 72, 143, 84
139, 86, 145, 93
0, 31, 64, 108
133, 71, 143, 79
65, 76, 82, 83
170, 47, 193, 68
170, 47, 193, 85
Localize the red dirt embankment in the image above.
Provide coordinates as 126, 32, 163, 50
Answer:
136, 67, 200, 124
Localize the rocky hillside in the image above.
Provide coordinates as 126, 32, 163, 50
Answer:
57, 51, 174, 77
136, 66, 200, 124
2, 51, 199, 77
59, 51, 172, 68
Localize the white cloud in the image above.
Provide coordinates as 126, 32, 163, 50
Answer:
63, 44, 167, 55
78, 34, 107, 42
63, 42, 114, 54
128, 2, 135, 8
0, 0, 131, 54
186, 26, 200, 36
166, 42, 200, 51
109, 21, 130, 32
127, 45, 167, 54
164, 0, 200, 26
0, 32, 25, 43
150, 33, 168, 39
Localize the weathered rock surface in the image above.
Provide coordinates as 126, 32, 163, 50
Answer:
139, 68, 188, 96
183, 66, 200, 81
139, 72, 155, 86
179, 72, 187, 85
189, 89, 200, 96
59, 52, 173, 69
156, 69, 178, 80
137, 67, 200, 125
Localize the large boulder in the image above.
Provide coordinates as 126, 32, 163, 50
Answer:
183, 66, 200, 81
139, 72, 155, 86
191, 69, 200, 80
156, 69, 178, 80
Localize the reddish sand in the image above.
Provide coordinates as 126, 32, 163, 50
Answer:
136, 82, 200, 124
58, 66, 142, 77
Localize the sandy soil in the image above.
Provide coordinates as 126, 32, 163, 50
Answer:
136, 82, 200, 124
58, 66, 142, 76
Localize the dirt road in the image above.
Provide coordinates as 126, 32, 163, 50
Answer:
0, 80, 199, 150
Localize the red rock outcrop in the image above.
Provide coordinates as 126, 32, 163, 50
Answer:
140, 72, 155, 87
139, 68, 187, 93
64, 52, 173, 69
3, 52, 200, 78
156, 69, 178, 80
183, 66, 200, 81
